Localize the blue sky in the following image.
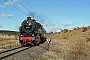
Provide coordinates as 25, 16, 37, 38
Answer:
0, 0, 90, 32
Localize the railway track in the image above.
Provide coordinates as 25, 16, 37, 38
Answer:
0, 46, 30, 59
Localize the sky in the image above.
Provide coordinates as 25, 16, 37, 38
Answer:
0, 0, 90, 33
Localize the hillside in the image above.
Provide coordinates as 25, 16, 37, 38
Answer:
48, 26, 90, 41
43, 26, 90, 60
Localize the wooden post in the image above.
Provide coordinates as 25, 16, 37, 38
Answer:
48, 43, 49, 51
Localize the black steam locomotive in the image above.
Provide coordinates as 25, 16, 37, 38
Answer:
19, 17, 46, 46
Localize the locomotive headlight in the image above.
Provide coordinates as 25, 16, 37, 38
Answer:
31, 38, 34, 41
21, 35, 23, 36
27, 22, 29, 23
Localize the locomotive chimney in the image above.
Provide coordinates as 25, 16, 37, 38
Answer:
27, 17, 31, 20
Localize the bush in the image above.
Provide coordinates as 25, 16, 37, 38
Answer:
82, 27, 87, 32
61, 30, 63, 32
64, 29, 68, 33
73, 28, 77, 30
58, 32, 60, 34
77, 27, 79, 29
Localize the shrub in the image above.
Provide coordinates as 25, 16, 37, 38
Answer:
77, 27, 79, 29
73, 28, 77, 30
61, 30, 63, 32
64, 29, 68, 33
82, 27, 87, 32
58, 32, 60, 34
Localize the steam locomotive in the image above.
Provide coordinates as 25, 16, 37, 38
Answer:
19, 17, 46, 46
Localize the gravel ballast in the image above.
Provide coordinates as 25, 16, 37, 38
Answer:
2, 42, 48, 60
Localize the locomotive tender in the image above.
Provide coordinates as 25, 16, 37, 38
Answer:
19, 17, 46, 46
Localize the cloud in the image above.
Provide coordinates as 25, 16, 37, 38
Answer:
17, 4, 22, 8
46, 25, 61, 33
39, 21, 61, 32
0, 14, 7, 18
78, 25, 88, 28
45, 22, 75, 33
0, 24, 3, 27
0, 14, 13, 18
36, 20, 55, 27
7, 14, 13, 18
64, 22, 75, 28
0, 0, 20, 8
41, 22, 55, 27
0, 5, 6, 8
37, 21, 75, 33
13, 0, 20, 2
4, 0, 13, 6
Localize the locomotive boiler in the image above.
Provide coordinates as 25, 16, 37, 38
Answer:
19, 17, 46, 46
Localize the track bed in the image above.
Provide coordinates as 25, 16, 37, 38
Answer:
1, 41, 48, 60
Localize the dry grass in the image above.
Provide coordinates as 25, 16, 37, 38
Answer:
46, 27, 90, 60
0, 33, 20, 51
41, 51, 63, 60
0, 34, 18, 40
48, 40, 90, 60
0, 40, 20, 51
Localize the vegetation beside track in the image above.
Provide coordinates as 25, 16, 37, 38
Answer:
0, 40, 20, 51
41, 26, 90, 60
